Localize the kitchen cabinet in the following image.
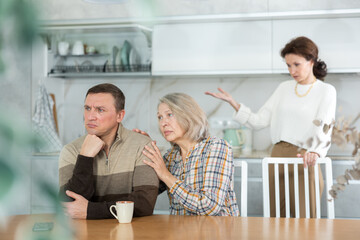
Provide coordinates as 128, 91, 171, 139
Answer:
151, 13, 360, 76
152, 17, 360, 76
272, 17, 360, 73
152, 21, 272, 76
40, 12, 360, 78
42, 24, 152, 78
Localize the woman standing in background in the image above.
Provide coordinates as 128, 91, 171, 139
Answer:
206, 36, 336, 218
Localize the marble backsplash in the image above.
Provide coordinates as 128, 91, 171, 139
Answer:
42, 73, 360, 156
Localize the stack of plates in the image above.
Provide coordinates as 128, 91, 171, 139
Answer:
129, 48, 140, 71
106, 40, 142, 72
120, 40, 131, 71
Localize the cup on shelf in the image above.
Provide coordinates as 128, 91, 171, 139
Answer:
72, 41, 85, 55
58, 41, 69, 56
86, 45, 96, 54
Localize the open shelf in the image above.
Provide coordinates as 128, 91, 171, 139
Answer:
49, 64, 151, 78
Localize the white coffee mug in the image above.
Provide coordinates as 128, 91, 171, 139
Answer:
110, 201, 134, 223
72, 40, 84, 55
58, 41, 69, 56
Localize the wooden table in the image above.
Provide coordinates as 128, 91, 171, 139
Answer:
1, 214, 359, 240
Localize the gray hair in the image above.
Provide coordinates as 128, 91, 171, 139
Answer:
159, 93, 209, 143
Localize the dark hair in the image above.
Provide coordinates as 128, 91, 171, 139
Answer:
86, 83, 125, 112
280, 36, 327, 81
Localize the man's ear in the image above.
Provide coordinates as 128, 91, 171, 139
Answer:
117, 109, 125, 123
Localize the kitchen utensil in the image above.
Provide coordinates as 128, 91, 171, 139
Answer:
86, 45, 96, 54
129, 48, 140, 71
224, 128, 244, 158
223, 126, 252, 156
58, 41, 69, 56
120, 40, 131, 71
80, 60, 95, 72
112, 46, 119, 70
239, 126, 252, 154
223, 129, 244, 148
141, 47, 152, 65
72, 41, 85, 55
103, 60, 108, 72
49, 93, 58, 133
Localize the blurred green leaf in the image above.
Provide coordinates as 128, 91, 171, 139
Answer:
12, 0, 39, 47
0, 119, 15, 142
0, 1, 73, 239
0, 0, 12, 16
38, 180, 63, 213
0, 159, 15, 200
0, 0, 38, 74
0, 58, 4, 72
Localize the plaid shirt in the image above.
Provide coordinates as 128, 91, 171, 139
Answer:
161, 136, 239, 216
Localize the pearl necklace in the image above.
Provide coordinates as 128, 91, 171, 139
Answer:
295, 78, 316, 97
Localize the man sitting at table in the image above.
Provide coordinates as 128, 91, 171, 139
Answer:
58, 83, 159, 219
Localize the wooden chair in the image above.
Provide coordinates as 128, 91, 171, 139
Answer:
262, 157, 334, 219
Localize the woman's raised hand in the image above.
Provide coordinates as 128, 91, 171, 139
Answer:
205, 88, 241, 111
205, 87, 232, 101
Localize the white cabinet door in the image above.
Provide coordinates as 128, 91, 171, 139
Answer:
152, 21, 272, 75
273, 18, 360, 73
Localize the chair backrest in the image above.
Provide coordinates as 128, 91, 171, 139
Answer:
233, 160, 248, 217
348, 180, 360, 184
262, 157, 334, 219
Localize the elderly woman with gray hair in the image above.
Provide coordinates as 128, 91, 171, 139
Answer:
135, 93, 239, 216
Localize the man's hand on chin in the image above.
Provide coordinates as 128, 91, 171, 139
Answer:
63, 190, 89, 219
80, 134, 105, 157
